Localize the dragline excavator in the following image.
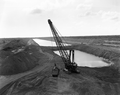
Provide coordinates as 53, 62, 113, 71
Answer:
48, 19, 79, 73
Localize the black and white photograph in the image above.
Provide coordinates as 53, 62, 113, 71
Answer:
0, 0, 120, 95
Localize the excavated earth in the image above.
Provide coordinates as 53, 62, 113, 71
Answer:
0, 39, 120, 95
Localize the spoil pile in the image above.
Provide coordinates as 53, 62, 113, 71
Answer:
0, 39, 45, 75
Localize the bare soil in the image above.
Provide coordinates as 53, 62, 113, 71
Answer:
0, 38, 120, 95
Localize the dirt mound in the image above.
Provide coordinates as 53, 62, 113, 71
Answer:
0, 39, 45, 75
2, 39, 27, 50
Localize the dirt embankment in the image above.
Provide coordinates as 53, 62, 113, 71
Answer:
0, 39, 48, 75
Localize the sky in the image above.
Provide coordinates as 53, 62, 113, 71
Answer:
0, 0, 120, 38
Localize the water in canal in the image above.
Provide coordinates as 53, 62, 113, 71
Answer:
54, 50, 110, 67
34, 39, 110, 67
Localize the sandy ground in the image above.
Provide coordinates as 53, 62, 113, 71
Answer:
0, 49, 120, 95
0, 49, 54, 89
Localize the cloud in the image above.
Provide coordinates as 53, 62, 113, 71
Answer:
29, 0, 75, 14
76, 3, 92, 11
111, 16, 119, 20
31, 8, 42, 14
101, 11, 120, 21
80, 11, 94, 17
76, 3, 93, 17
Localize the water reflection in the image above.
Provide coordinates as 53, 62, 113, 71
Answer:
33, 39, 70, 46
33, 39, 56, 46
75, 50, 109, 67
54, 50, 110, 67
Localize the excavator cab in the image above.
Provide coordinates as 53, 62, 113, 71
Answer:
64, 62, 79, 74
